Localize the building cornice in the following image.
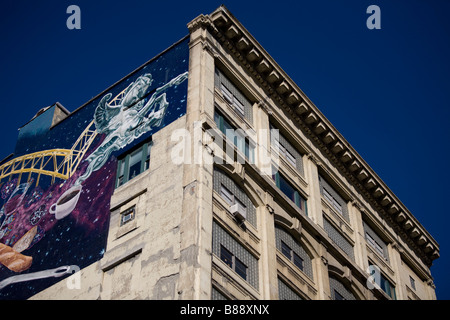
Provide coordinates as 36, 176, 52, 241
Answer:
195, 5, 439, 267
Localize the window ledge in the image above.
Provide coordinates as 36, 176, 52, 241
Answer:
116, 221, 139, 240
110, 182, 147, 211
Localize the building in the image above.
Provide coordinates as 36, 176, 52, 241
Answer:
0, 6, 439, 300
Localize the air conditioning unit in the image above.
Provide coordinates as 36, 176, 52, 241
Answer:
230, 203, 247, 222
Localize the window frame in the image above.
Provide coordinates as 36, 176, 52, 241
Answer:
120, 206, 136, 226
334, 290, 346, 300
270, 123, 304, 175
215, 68, 252, 122
322, 186, 343, 215
272, 169, 307, 214
409, 276, 416, 291
214, 110, 255, 162
220, 244, 248, 281
220, 184, 247, 213
116, 140, 152, 188
369, 262, 396, 300
366, 232, 385, 257
363, 221, 389, 261
280, 240, 304, 272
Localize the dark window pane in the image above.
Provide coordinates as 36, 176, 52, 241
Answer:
128, 149, 143, 180
214, 111, 221, 129
117, 176, 124, 187
234, 257, 247, 280
334, 290, 345, 300
281, 241, 292, 260
279, 175, 296, 203
128, 162, 141, 180
120, 207, 135, 226
220, 185, 234, 205
144, 144, 151, 171
117, 160, 125, 187
293, 252, 304, 271
220, 245, 233, 268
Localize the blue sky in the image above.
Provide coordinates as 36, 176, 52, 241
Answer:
1, 0, 449, 299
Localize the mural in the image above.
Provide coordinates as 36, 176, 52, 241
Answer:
0, 37, 189, 299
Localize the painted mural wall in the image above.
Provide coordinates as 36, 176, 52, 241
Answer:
0, 37, 189, 299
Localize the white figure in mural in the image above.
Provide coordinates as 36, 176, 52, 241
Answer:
75, 71, 188, 185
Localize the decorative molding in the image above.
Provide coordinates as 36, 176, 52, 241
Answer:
307, 152, 322, 167
203, 5, 439, 267
427, 279, 436, 289
266, 204, 274, 215
187, 14, 215, 33
232, 161, 245, 181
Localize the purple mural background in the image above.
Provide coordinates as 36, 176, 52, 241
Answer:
0, 36, 189, 299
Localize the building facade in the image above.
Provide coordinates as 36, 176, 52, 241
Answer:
0, 6, 439, 300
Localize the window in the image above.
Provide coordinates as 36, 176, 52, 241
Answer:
120, 207, 135, 226
272, 169, 307, 214
334, 290, 345, 300
213, 168, 257, 227
293, 252, 304, 271
221, 246, 248, 280
215, 68, 252, 122
380, 273, 396, 299
280, 241, 304, 271
329, 275, 356, 300
363, 221, 389, 261
318, 175, 348, 221
409, 276, 416, 291
212, 221, 258, 288
369, 262, 396, 299
234, 257, 247, 280
116, 141, 152, 188
214, 110, 255, 163
366, 232, 385, 257
220, 185, 246, 211
281, 241, 292, 260
220, 185, 234, 205
270, 123, 304, 175
220, 245, 233, 268
322, 187, 343, 215
275, 225, 313, 279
